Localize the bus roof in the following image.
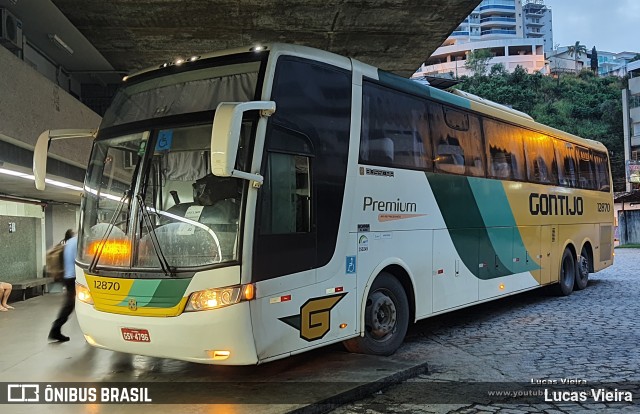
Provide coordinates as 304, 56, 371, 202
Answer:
122, 43, 608, 155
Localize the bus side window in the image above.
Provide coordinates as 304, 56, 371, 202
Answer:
554, 139, 578, 188
429, 102, 483, 177
360, 82, 432, 170
260, 126, 313, 235
523, 132, 558, 185
593, 151, 611, 192
261, 152, 311, 234
577, 147, 596, 190
484, 119, 526, 181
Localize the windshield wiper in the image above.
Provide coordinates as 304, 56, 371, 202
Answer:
89, 190, 130, 274
136, 194, 175, 277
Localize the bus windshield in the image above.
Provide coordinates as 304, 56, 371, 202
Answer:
79, 123, 250, 275
77, 55, 267, 276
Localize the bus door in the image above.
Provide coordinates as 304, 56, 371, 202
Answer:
432, 229, 479, 312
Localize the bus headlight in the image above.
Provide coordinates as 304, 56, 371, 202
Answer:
76, 283, 94, 305
185, 284, 255, 312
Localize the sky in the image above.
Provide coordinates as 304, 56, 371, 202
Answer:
542, 0, 639, 53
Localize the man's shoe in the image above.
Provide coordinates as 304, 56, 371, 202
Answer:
48, 331, 70, 342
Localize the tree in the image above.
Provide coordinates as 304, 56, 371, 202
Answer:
630, 54, 640, 63
464, 49, 492, 76
590, 46, 598, 74
489, 63, 508, 77
567, 41, 588, 72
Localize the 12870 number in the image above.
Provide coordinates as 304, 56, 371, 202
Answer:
93, 280, 121, 291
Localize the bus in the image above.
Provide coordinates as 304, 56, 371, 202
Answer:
33, 43, 614, 364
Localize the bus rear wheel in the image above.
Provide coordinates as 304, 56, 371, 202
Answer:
343, 272, 409, 356
575, 246, 590, 290
554, 248, 576, 296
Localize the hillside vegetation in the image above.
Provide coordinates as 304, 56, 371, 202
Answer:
457, 66, 625, 191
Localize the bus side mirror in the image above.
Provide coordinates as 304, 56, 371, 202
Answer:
211, 101, 275, 184
33, 129, 97, 190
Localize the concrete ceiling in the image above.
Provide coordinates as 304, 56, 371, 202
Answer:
50, 0, 482, 77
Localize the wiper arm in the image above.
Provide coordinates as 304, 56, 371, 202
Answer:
89, 190, 130, 273
136, 194, 174, 277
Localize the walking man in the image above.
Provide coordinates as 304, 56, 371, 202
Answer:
48, 229, 77, 342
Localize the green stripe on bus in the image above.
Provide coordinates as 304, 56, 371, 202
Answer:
117, 280, 161, 307
467, 178, 518, 272
468, 178, 540, 273
117, 279, 190, 308
426, 172, 511, 279
144, 279, 191, 308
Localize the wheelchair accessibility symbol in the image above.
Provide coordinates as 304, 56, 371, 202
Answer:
346, 256, 356, 274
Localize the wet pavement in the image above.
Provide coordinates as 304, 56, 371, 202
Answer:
331, 248, 640, 413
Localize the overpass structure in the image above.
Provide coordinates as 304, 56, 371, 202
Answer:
51, 0, 482, 77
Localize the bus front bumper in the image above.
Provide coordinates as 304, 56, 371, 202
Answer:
76, 300, 258, 365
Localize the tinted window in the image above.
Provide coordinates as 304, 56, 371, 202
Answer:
429, 102, 484, 177
360, 82, 432, 170
554, 139, 578, 188
523, 131, 558, 184
593, 151, 611, 192
261, 152, 311, 234
576, 146, 596, 190
483, 119, 526, 180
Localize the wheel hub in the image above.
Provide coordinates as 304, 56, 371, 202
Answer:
368, 291, 397, 339
579, 256, 589, 277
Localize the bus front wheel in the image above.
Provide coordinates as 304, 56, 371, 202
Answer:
575, 246, 590, 290
343, 272, 409, 356
554, 248, 576, 296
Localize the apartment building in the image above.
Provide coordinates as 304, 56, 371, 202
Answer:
414, 0, 552, 78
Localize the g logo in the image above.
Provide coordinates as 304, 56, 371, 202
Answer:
279, 293, 347, 341
128, 299, 137, 311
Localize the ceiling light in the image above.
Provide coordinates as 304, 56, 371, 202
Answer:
48, 34, 74, 55
0, 167, 83, 192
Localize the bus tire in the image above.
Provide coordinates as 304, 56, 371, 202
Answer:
343, 272, 409, 356
554, 248, 575, 296
575, 246, 590, 290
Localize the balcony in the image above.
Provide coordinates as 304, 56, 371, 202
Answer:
481, 29, 517, 36
451, 31, 470, 37
526, 20, 544, 26
523, 6, 547, 16
525, 30, 544, 37
480, 17, 517, 27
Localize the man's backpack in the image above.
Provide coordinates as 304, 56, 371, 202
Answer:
46, 242, 65, 282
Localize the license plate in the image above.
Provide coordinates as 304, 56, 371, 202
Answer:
121, 328, 151, 343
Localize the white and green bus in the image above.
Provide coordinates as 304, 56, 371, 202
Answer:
34, 43, 614, 364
